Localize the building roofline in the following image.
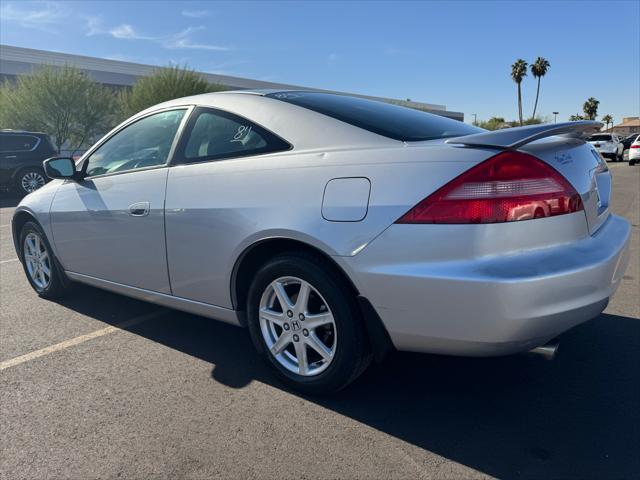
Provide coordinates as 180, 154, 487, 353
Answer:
0, 44, 463, 119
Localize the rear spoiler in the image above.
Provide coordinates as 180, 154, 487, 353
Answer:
445, 121, 603, 150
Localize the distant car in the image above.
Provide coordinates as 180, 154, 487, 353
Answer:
628, 134, 640, 165
0, 130, 57, 195
621, 133, 640, 151
587, 133, 624, 161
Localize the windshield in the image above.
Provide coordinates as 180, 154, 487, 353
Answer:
266, 91, 481, 142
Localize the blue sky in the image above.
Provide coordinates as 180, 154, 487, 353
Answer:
1, 0, 638, 124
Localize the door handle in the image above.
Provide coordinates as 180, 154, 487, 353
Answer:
128, 201, 150, 217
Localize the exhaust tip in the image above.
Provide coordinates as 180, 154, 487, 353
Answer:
529, 340, 559, 360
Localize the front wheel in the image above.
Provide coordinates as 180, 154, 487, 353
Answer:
19, 221, 71, 298
247, 252, 371, 394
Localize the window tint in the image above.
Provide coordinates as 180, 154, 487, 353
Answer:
588, 134, 612, 141
266, 91, 481, 142
85, 109, 185, 177
177, 107, 290, 163
0, 134, 39, 152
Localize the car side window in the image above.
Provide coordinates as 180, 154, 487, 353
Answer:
176, 107, 290, 164
0, 134, 39, 152
85, 109, 186, 177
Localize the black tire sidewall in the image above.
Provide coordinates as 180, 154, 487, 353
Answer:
247, 253, 368, 394
19, 221, 66, 298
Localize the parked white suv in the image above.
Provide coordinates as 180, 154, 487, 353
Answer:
587, 133, 624, 162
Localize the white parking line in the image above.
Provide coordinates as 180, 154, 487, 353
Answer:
0, 258, 18, 264
0, 310, 164, 371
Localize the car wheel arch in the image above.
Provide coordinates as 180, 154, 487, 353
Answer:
11, 210, 39, 256
230, 237, 360, 315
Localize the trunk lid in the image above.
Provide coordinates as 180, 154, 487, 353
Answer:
521, 138, 611, 235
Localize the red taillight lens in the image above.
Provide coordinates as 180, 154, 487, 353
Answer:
396, 151, 583, 224
631, 145, 640, 149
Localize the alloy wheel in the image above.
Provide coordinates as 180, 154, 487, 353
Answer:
21, 172, 46, 193
23, 232, 51, 289
259, 276, 337, 376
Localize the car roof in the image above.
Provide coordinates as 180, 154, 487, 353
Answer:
127, 90, 399, 152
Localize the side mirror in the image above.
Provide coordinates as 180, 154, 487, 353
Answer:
43, 157, 78, 180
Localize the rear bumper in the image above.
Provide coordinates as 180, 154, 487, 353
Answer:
343, 214, 631, 356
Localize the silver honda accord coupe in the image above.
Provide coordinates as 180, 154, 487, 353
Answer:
12, 91, 631, 393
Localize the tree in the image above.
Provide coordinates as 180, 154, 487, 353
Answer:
582, 97, 600, 120
569, 114, 584, 121
0, 65, 116, 153
530, 57, 550, 119
119, 66, 226, 119
601, 114, 613, 131
477, 117, 506, 130
511, 59, 528, 126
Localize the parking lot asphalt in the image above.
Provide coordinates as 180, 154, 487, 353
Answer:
1, 163, 638, 480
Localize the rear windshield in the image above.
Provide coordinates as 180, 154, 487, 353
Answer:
588, 134, 612, 141
266, 91, 481, 142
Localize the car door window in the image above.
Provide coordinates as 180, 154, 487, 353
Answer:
177, 107, 290, 164
85, 109, 186, 177
0, 134, 39, 152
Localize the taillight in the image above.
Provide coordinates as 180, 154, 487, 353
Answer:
631, 145, 640, 149
396, 151, 583, 224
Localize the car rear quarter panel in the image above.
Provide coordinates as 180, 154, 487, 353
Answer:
164, 143, 494, 308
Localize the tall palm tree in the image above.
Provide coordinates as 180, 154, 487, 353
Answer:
530, 57, 550, 119
511, 59, 528, 126
569, 114, 584, 121
602, 114, 613, 131
583, 97, 600, 120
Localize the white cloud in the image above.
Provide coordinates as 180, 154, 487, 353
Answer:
109, 24, 155, 40
84, 15, 104, 36
0, 1, 67, 31
163, 27, 230, 51
181, 9, 210, 18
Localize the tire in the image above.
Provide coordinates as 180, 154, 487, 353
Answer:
16, 168, 47, 195
19, 221, 71, 299
247, 252, 371, 395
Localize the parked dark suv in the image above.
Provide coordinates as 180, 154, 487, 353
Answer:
0, 130, 57, 195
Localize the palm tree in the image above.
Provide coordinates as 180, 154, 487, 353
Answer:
511, 59, 528, 126
583, 97, 600, 120
569, 114, 584, 121
602, 114, 613, 131
530, 57, 550, 119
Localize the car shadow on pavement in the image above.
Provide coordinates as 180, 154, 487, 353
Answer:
0, 193, 22, 208
55, 284, 640, 479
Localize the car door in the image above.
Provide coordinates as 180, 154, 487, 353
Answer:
50, 108, 190, 294
164, 106, 291, 306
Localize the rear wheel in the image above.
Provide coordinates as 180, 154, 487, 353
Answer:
247, 252, 370, 394
19, 221, 71, 298
16, 168, 46, 195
